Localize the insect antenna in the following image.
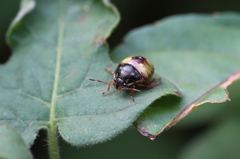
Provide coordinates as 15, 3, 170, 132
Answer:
89, 79, 114, 85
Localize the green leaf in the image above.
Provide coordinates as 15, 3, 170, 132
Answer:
111, 12, 240, 139
0, 124, 32, 159
178, 81, 240, 159
0, 0, 179, 149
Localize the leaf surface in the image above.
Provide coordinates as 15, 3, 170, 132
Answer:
0, 0, 179, 146
0, 124, 32, 159
111, 12, 240, 139
179, 81, 240, 159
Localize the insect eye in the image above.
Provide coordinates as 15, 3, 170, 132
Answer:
115, 78, 124, 88
116, 78, 123, 84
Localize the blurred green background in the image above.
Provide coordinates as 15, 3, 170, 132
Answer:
1, 0, 240, 159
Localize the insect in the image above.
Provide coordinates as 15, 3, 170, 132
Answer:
89, 56, 160, 101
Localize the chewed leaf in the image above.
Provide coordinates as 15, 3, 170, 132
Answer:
0, 0, 180, 147
111, 13, 240, 139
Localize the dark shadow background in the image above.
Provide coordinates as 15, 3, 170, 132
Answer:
1, 0, 240, 159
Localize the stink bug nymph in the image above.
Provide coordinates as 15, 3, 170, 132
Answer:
89, 56, 160, 101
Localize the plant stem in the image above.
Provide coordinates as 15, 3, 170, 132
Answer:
47, 0, 64, 158
48, 122, 60, 159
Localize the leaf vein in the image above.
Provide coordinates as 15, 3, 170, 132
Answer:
0, 87, 50, 107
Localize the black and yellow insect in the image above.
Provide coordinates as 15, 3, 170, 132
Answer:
89, 56, 160, 101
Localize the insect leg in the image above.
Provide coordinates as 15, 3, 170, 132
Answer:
120, 86, 141, 101
89, 79, 111, 84
148, 78, 161, 83
137, 78, 161, 89
89, 79, 114, 95
102, 80, 114, 95
104, 67, 114, 75
129, 85, 136, 101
